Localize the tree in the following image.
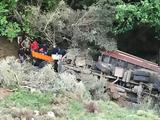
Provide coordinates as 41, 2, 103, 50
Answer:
115, 0, 160, 39
14, 0, 122, 50
70, 0, 123, 49
0, 1, 21, 41
0, 0, 122, 49
65, 0, 98, 9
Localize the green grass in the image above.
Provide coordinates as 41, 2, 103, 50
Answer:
0, 89, 159, 120
0, 89, 53, 109
67, 100, 160, 120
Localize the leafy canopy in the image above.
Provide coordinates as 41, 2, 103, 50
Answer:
0, 1, 20, 41
115, 0, 160, 38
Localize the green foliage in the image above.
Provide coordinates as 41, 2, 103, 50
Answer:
67, 100, 160, 120
115, 0, 160, 38
86, 0, 123, 49
0, 0, 61, 41
2, 0, 18, 10
83, 0, 98, 6
0, 1, 20, 41
41, 0, 61, 11
65, 0, 98, 9
0, 89, 53, 109
4, 22, 21, 40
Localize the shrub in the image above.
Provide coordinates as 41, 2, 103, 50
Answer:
0, 89, 53, 109
0, 57, 87, 100
84, 101, 99, 113
68, 100, 160, 120
0, 57, 23, 88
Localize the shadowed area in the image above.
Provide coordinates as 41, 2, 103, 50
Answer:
0, 38, 18, 59
117, 25, 160, 63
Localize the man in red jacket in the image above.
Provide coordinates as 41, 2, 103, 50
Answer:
30, 40, 39, 51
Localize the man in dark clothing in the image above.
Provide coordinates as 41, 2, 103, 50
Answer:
18, 48, 26, 63
34, 58, 46, 68
42, 43, 48, 53
39, 43, 48, 55
48, 46, 60, 72
25, 48, 31, 56
59, 48, 66, 57
52, 47, 60, 54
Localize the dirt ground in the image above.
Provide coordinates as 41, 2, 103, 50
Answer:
0, 88, 12, 100
0, 37, 19, 59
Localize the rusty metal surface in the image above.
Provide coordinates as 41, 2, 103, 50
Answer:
103, 50, 160, 73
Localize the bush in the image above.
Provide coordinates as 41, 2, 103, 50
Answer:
0, 57, 23, 88
81, 74, 109, 101
0, 57, 87, 100
0, 89, 53, 109
67, 100, 160, 120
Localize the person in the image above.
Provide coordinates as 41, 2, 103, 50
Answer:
18, 48, 26, 63
30, 40, 39, 51
23, 36, 31, 49
17, 36, 23, 48
39, 47, 44, 54
42, 43, 48, 53
29, 40, 39, 66
137, 82, 143, 104
49, 46, 60, 72
132, 82, 143, 104
39, 43, 48, 54
57, 48, 67, 73
34, 58, 45, 68
24, 48, 31, 61
51, 46, 60, 54
59, 48, 66, 57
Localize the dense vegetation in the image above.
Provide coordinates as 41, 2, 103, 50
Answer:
1, 90, 160, 120
0, 0, 116, 49
0, 0, 159, 50
0, 1, 160, 119
115, 0, 160, 38
0, 57, 159, 119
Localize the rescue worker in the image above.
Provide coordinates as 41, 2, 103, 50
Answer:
39, 43, 48, 55
39, 47, 45, 54
23, 36, 31, 49
34, 45, 47, 68
59, 48, 66, 57
42, 43, 48, 54
30, 40, 39, 66
137, 82, 143, 104
18, 48, 26, 63
30, 40, 39, 51
34, 58, 45, 68
49, 45, 60, 72
17, 34, 30, 49
57, 48, 67, 73
132, 82, 143, 104
51, 46, 60, 54
17, 36, 23, 48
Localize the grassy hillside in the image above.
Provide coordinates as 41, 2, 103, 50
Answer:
0, 57, 159, 120
68, 100, 160, 120
0, 89, 159, 120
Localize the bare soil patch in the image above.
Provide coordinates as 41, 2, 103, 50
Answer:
0, 88, 12, 100
0, 38, 18, 59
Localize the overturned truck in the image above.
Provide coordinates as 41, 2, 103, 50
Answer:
64, 50, 160, 103
30, 46, 160, 103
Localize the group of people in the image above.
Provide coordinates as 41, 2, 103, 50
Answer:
17, 35, 66, 72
